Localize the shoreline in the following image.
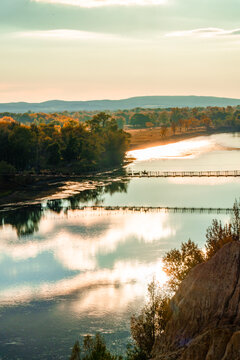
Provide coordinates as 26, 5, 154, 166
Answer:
0, 170, 126, 208
0, 128, 238, 207
127, 128, 225, 151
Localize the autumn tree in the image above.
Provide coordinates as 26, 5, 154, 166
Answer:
163, 239, 205, 291
201, 116, 212, 129
170, 122, 177, 135
205, 200, 240, 259
160, 126, 168, 137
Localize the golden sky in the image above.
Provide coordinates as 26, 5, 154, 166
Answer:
0, 0, 240, 102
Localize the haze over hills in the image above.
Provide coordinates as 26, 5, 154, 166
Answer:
0, 96, 240, 113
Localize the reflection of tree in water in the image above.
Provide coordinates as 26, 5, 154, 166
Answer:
0, 179, 129, 237
0, 205, 43, 238
46, 199, 64, 213
68, 187, 105, 209
68, 179, 129, 209
105, 180, 128, 195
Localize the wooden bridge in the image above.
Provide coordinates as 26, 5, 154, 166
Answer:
0, 204, 233, 217
127, 170, 240, 178
72, 205, 233, 214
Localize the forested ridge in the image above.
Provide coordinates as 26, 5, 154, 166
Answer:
1, 96, 240, 113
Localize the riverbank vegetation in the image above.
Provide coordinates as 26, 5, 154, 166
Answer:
126, 106, 240, 130
1, 107, 240, 161
0, 112, 130, 180
1, 105, 240, 131
1, 106, 239, 181
126, 106, 240, 149
69, 200, 240, 360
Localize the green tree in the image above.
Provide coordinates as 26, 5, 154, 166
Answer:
70, 334, 121, 360
46, 142, 61, 165
232, 199, 240, 241
158, 111, 169, 126
101, 129, 129, 167
8, 125, 36, 170
0, 123, 11, 164
130, 280, 171, 358
70, 341, 81, 360
62, 133, 79, 162
87, 112, 111, 133
130, 113, 151, 128
0, 160, 16, 183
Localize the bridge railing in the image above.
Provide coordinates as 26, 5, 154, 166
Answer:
127, 170, 240, 177
71, 205, 233, 214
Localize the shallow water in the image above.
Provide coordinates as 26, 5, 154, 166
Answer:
127, 132, 240, 171
0, 132, 240, 359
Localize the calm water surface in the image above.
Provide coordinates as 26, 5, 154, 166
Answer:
0, 133, 240, 359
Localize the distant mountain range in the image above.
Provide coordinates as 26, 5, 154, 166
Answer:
0, 96, 240, 113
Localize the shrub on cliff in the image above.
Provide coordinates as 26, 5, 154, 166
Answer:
130, 280, 172, 359
163, 239, 205, 292
162, 200, 240, 292
205, 200, 240, 259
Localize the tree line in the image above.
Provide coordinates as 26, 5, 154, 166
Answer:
0, 112, 130, 175
1, 106, 240, 131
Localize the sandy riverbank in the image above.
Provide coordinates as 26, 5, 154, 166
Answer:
127, 127, 217, 151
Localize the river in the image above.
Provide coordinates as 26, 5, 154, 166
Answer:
0, 132, 240, 359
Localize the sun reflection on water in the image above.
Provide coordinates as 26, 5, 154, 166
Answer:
168, 177, 239, 186
0, 212, 174, 264
0, 212, 171, 307
128, 138, 213, 161
0, 259, 168, 309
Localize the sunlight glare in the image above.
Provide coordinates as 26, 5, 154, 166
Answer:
128, 139, 213, 161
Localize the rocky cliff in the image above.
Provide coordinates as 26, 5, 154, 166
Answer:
152, 241, 240, 360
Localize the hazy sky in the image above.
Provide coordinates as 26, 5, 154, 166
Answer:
0, 0, 240, 102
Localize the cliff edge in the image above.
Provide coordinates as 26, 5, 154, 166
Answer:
152, 241, 240, 360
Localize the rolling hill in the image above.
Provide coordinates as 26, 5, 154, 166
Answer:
0, 96, 240, 113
